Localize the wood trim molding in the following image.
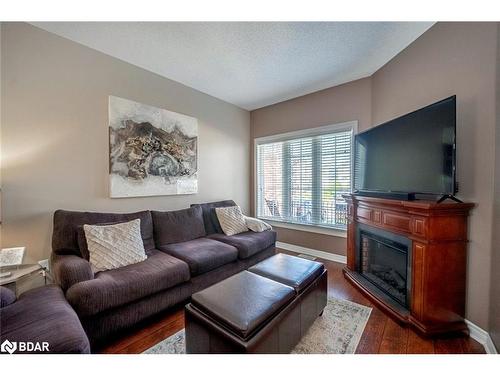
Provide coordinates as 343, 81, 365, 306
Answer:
276, 241, 347, 264
465, 320, 498, 354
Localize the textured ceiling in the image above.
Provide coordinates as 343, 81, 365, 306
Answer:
32, 22, 434, 110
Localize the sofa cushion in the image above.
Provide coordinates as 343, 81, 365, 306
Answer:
66, 249, 190, 317
158, 237, 238, 276
209, 230, 277, 259
191, 200, 237, 235
152, 206, 206, 246
53, 210, 155, 258
0, 285, 90, 353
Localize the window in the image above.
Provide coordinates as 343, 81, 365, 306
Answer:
256, 122, 355, 230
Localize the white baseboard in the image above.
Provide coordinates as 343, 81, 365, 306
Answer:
465, 320, 498, 354
276, 241, 347, 264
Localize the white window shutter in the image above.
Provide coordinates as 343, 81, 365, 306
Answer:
257, 128, 352, 230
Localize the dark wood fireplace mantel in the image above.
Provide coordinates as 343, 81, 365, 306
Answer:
342, 194, 474, 337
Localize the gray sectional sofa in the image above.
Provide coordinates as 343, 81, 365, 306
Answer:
50, 200, 276, 348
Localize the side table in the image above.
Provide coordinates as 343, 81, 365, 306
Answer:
0, 264, 46, 296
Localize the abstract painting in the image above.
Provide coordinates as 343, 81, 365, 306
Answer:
109, 96, 198, 198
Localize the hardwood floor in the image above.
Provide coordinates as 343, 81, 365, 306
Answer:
99, 250, 485, 354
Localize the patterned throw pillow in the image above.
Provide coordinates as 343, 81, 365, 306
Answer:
83, 219, 147, 273
215, 206, 248, 236
244, 216, 272, 232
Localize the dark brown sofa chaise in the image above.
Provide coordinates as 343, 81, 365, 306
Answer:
50, 200, 276, 348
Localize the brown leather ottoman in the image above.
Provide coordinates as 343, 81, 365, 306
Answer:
185, 254, 327, 353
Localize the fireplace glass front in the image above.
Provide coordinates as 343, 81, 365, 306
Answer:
358, 225, 411, 308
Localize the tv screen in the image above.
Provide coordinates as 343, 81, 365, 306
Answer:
354, 96, 456, 196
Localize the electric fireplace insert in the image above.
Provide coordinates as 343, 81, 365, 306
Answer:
356, 223, 412, 308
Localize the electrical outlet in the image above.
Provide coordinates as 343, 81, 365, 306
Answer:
38, 259, 49, 271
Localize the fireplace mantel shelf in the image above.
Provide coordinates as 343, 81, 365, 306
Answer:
342, 194, 474, 337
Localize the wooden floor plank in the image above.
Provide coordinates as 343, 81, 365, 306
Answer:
355, 306, 387, 354
434, 337, 465, 354
114, 318, 185, 354
378, 318, 409, 354
100, 308, 184, 354
458, 337, 485, 354
406, 329, 435, 354
99, 249, 485, 354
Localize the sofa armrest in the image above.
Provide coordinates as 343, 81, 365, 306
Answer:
50, 253, 94, 292
0, 286, 16, 308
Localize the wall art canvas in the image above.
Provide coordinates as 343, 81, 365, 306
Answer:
109, 96, 198, 198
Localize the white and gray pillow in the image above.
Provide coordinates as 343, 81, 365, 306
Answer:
244, 216, 272, 232
215, 206, 248, 236
83, 219, 147, 273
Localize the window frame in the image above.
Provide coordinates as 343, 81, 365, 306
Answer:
254, 120, 358, 236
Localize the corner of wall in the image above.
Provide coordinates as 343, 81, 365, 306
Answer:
488, 21, 500, 353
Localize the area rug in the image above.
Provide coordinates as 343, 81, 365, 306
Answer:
143, 297, 371, 354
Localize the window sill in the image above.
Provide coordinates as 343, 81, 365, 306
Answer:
260, 219, 347, 238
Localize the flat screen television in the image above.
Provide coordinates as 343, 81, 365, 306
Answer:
354, 96, 456, 199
